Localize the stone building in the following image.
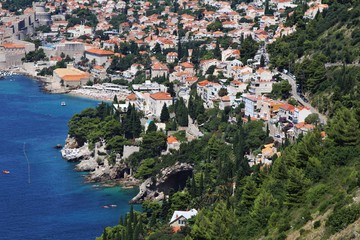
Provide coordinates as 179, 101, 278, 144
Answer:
53, 65, 91, 89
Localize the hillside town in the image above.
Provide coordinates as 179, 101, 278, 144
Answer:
0, 0, 328, 166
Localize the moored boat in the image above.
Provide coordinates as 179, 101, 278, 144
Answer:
2, 170, 10, 174
54, 144, 62, 149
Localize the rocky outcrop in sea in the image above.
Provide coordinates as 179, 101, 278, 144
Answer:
61, 136, 139, 187
61, 137, 193, 196
130, 162, 194, 204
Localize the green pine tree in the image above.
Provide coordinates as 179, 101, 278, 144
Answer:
160, 104, 170, 123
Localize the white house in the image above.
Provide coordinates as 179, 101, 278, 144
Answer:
293, 106, 312, 124
221, 48, 240, 62
225, 59, 243, 77
248, 79, 274, 96
196, 80, 222, 107
67, 24, 93, 38
278, 103, 296, 122
219, 95, 233, 110
169, 209, 198, 232
294, 122, 315, 138
167, 136, 180, 151
85, 48, 113, 65
243, 94, 260, 117
151, 62, 169, 79
149, 92, 173, 117
256, 68, 273, 81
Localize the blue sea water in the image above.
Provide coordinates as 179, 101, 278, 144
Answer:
0, 76, 138, 239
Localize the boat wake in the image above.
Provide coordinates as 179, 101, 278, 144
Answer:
23, 143, 31, 184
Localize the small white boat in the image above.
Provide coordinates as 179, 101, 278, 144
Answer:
61, 101, 66, 106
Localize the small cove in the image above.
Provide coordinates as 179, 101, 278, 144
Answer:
0, 76, 137, 239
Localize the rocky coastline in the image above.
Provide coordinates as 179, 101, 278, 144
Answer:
61, 135, 194, 203
61, 136, 140, 187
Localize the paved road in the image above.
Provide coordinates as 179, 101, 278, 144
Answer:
324, 62, 360, 68
279, 72, 328, 125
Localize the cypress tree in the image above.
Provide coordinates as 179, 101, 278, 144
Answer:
199, 172, 204, 195
147, 121, 157, 132
133, 216, 142, 240
191, 174, 197, 197
175, 98, 189, 127
124, 214, 128, 229
133, 224, 140, 240
153, 42, 162, 54
160, 104, 170, 123
167, 83, 176, 98
127, 106, 141, 138
260, 55, 265, 67
119, 215, 124, 226
214, 41, 221, 60
126, 222, 133, 240
264, 0, 271, 15
178, 38, 183, 59
113, 95, 119, 104
124, 104, 133, 138
133, 213, 138, 228
137, 217, 144, 238
129, 205, 134, 224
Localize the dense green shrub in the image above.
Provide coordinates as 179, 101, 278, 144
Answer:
326, 204, 360, 233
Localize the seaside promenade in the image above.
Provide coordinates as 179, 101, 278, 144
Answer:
6, 66, 129, 101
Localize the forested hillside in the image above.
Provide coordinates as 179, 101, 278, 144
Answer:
268, 1, 360, 116
92, 1, 360, 240
96, 106, 360, 240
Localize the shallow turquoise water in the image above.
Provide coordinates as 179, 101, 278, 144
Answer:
0, 76, 137, 239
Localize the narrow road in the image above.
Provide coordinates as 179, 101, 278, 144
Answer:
279, 72, 328, 125
324, 62, 360, 68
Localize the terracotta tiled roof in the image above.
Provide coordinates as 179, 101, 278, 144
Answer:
150, 92, 172, 100
152, 62, 169, 70
54, 68, 90, 81
85, 48, 114, 56
181, 62, 194, 68
62, 74, 89, 81
221, 96, 230, 102
93, 65, 104, 70
0, 43, 25, 49
280, 103, 295, 111
186, 76, 198, 81
126, 93, 137, 101
198, 80, 210, 86
295, 122, 315, 130
167, 136, 179, 144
